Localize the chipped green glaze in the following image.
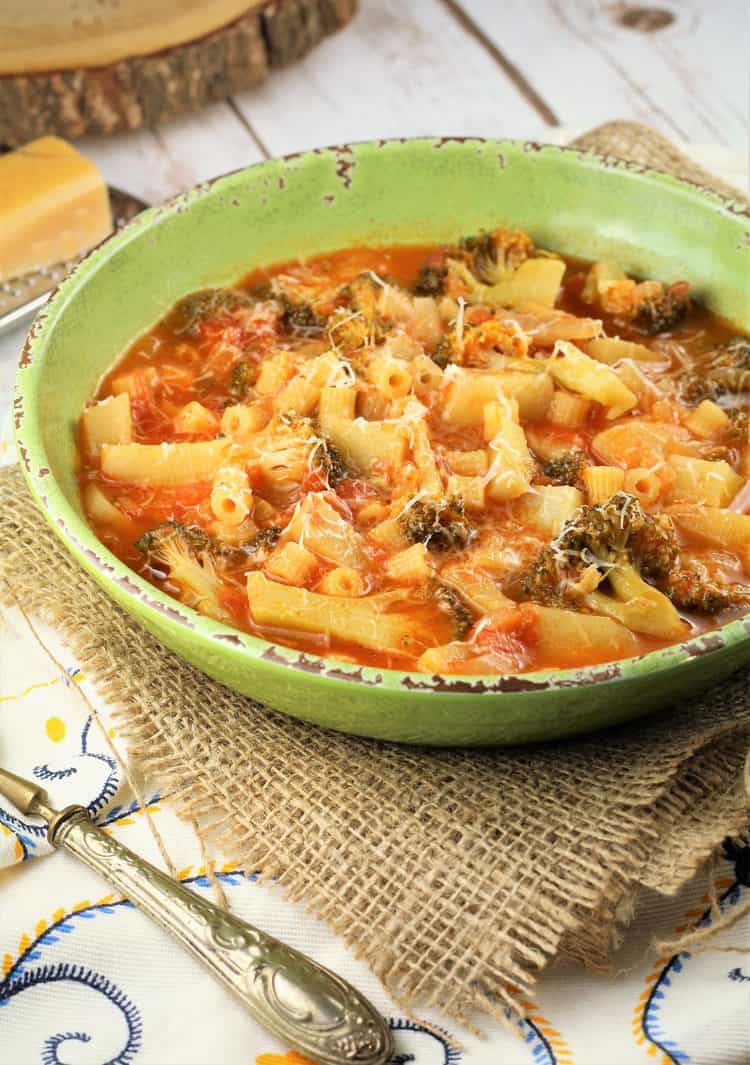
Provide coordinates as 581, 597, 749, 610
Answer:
14, 139, 750, 745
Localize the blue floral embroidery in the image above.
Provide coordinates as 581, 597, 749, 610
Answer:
387, 1018, 462, 1064
0, 716, 121, 858
0, 869, 250, 1063
1, 963, 142, 1065
641, 878, 747, 1064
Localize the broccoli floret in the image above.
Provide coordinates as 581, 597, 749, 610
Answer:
458, 232, 499, 285
135, 522, 280, 622
518, 492, 680, 605
633, 280, 691, 335
685, 335, 750, 402
400, 496, 474, 551
434, 583, 475, 638
135, 522, 231, 622
345, 273, 381, 320
539, 450, 589, 491
279, 296, 326, 336
229, 361, 256, 402
455, 228, 534, 284
664, 565, 750, 614
724, 408, 749, 449
326, 306, 370, 353
173, 288, 252, 337
432, 331, 460, 369
342, 273, 389, 343
414, 264, 447, 296
314, 437, 348, 487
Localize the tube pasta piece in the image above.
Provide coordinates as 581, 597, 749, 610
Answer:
583, 465, 625, 505
100, 439, 229, 486
255, 352, 295, 395
668, 455, 744, 507
81, 392, 132, 459
445, 449, 489, 476
442, 367, 553, 425
585, 337, 666, 365
220, 402, 270, 440
366, 354, 413, 399
466, 258, 566, 308
671, 508, 750, 568
623, 468, 663, 508
417, 642, 474, 672
273, 376, 321, 416
284, 494, 366, 569
548, 390, 591, 427
447, 474, 486, 512
532, 605, 638, 659
411, 420, 442, 496
518, 485, 583, 537
369, 515, 411, 551
440, 563, 512, 614
483, 400, 534, 501
210, 464, 252, 526
306, 351, 354, 388
504, 304, 602, 345
548, 341, 637, 419
324, 417, 408, 475
614, 360, 658, 408
585, 564, 689, 640
318, 566, 365, 597
173, 401, 219, 436
683, 400, 730, 440
581, 261, 628, 304
265, 541, 319, 586
319, 385, 357, 426
247, 572, 430, 656
82, 483, 135, 531
385, 543, 433, 583
411, 355, 443, 397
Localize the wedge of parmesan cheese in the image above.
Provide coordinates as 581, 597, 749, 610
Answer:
0, 136, 112, 281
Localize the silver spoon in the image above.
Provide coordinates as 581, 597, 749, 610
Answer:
0, 767, 393, 1065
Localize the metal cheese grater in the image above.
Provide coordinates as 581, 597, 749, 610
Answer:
0, 186, 147, 337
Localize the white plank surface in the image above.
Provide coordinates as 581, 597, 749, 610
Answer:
456, 0, 749, 152
232, 0, 547, 156
78, 102, 264, 203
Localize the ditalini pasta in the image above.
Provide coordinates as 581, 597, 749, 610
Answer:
77, 231, 750, 674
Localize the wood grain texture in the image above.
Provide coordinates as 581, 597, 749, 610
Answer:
0, 0, 356, 146
455, 0, 748, 152
232, 0, 545, 157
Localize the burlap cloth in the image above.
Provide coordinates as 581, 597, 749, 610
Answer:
1, 122, 749, 1027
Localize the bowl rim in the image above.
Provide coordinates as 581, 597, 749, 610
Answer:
14, 136, 750, 699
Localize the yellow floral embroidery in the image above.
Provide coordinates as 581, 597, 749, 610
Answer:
0, 677, 59, 704
517, 997, 575, 1064
45, 715, 66, 742
631, 875, 736, 1061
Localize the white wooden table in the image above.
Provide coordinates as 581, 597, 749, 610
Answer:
0, 4, 749, 1063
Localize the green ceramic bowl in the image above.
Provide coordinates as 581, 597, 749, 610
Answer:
14, 139, 750, 745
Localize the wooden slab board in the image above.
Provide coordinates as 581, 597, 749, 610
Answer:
0, 0, 356, 146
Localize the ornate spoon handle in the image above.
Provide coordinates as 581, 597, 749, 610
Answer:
49, 805, 392, 1065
